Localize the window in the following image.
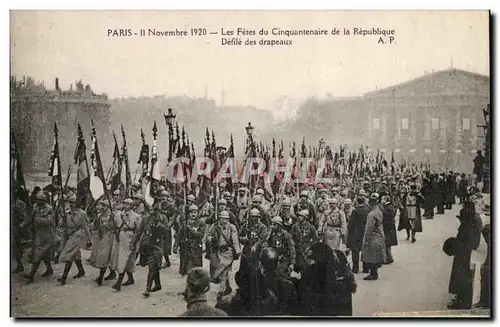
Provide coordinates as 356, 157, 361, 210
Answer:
402, 118, 409, 130
432, 118, 440, 130
372, 118, 380, 131
462, 118, 471, 130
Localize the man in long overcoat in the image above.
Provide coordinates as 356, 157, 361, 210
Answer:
24, 192, 55, 284
381, 195, 397, 264
177, 204, 206, 276
361, 193, 386, 280
346, 195, 370, 273
57, 194, 91, 285
109, 198, 141, 291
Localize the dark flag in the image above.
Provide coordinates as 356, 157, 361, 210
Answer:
11, 132, 29, 206
121, 125, 132, 197
48, 123, 62, 187
110, 131, 123, 193
137, 129, 149, 183
73, 124, 90, 206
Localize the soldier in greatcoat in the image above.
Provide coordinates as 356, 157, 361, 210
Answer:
204, 210, 241, 300
361, 193, 387, 280
57, 194, 91, 285
290, 210, 318, 274
92, 198, 118, 285
12, 189, 28, 274
131, 201, 171, 298
263, 216, 295, 278
24, 192, 55, 284
319, 198, 346, 251
238, 208, 269, 277
109, 198, 141, 291
277, 197, 296, 232
177, 204, 206, 276
294, 191, 318, 228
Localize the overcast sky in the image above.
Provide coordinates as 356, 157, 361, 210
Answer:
11, 10, 489, 113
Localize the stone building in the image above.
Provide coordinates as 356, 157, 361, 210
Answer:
364, 68, 489, 172
11, 76, 112, 174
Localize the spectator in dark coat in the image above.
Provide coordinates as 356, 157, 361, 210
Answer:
436, 175, 446, 214
445, 202, 482, 310
420, 178, 436, 219
300, 242, 356, 316
457, 174, 469, 204
346, 196, 370, 274
381, 195, 397, 264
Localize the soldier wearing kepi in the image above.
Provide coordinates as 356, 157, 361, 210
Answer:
318, 197, 347, 251
204, 210, 241, 300
263, 216, 295, 278
57, 194, 91, 285
177, 204, 206, 276
131, 201, 171, 298
24, 192, 55, 284
290, 209, 318, 274
109, 198, 141, 291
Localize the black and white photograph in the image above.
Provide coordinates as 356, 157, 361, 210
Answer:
9, 10, 491, 318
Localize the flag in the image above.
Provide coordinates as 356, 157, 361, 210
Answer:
137, 129, 149, 183
89, 120, 106, 200
48, 123, 62, 187
121, 125, 132, 197
11, 132, 29, 206
109, 131, 123, 193
73, 124, 90, 206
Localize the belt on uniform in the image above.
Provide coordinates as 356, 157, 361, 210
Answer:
219, 245, 230, 252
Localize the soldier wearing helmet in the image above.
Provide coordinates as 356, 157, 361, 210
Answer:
318, 197, 347, 251
177, 204, 206, 276
204, 210, 241, 300
315, 188, 330, 218
56, 194, 92, 286
238, 208, 269, 278
294, 190, 317, 228
241, 195, 271, 226
263, 216, 296, 278
277, 197, 296, 232
24, 191, 55, 284
290, 209, 318, 274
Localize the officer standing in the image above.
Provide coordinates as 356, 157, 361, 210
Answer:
239, 208, 269, 274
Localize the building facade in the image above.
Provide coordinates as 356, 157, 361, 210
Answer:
364, 69, 489, 173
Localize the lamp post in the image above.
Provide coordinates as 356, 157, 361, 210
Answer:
164, 108, 176, 163
245, 122, 254, 155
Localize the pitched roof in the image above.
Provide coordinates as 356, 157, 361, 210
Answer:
364, 68, 490, 98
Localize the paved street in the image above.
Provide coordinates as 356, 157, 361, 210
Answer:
11, 203, 487, 317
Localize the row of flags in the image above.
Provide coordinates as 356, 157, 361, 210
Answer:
11, 117, 433, 210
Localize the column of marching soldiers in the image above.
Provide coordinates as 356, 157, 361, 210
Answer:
11, 118, 485, 316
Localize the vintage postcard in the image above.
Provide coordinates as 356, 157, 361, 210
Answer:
10, 10, 491, 318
